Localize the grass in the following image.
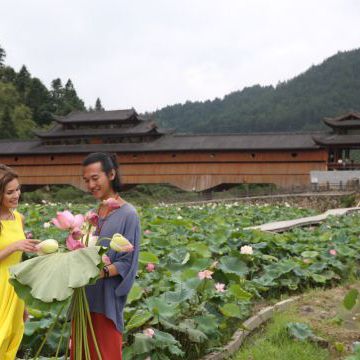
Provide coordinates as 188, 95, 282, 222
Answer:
232, 310, 330, 360
232, 285, 360, 360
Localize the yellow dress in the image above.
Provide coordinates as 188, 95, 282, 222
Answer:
0, 210, 25, 360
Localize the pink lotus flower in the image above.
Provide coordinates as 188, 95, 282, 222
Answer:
85, 211, 99, 226
198, 270, 213, 280
215, 283, 225, 292
329, 249, 337, 256
102, 254, 111, 266
71, 227, 83, 241
144, 229, 152, 235
52, 211, 84, 230
103, 198, 121, 211
143, 328, 155, 338
192, 226, 198, 232
146, 263, 155, 272
303, 258, 311, 264
66, 233, 85, 251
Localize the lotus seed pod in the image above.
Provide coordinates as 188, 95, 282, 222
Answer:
38, 239, 59, 255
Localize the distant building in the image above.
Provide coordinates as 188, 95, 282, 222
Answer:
312, 112, 360, 170
0, 109, 357, 192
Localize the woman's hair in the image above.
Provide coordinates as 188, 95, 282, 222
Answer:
82, 152, 122, 192
0, 164, 19, 234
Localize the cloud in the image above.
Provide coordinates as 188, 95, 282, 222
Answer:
1, 0, 359, 112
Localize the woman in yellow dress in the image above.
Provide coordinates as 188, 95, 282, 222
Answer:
0, 164, 39, 360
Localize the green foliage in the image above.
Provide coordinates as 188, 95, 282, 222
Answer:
0, 44, 87, 138
346, 342, 360, 360
15, 201, 360, 359
21, 185, 94, 204
0, 43, 5, 66
49, 78, 85, 116
25, 77, 53, 125
10, 247, 102, 303
152, 48, 360, 133
0, 81, 20, 109
13, 104, 36, 138
0, 106, 17, 139
95, 97, 104, 111
343, 289, 359, 310
340, 194, 357, 208
234, 312, 329, 360
286, 322, 314, 341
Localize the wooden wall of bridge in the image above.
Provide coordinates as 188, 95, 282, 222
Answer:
0, 149, 328, 192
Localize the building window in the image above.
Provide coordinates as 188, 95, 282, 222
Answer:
291, 152, 298, 158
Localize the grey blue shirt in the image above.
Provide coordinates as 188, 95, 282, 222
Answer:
85, 203, 140, 333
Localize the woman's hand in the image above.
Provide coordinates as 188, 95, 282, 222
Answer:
12, 239, 40, 253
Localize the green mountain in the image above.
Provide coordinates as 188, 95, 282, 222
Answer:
151, 48, 360, 133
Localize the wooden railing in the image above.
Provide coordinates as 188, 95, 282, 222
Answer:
328, 162, 360, 171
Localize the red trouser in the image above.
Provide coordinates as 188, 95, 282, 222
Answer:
70, 312, 123, 360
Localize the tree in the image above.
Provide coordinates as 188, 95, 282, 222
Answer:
26, 78, 53, 125
0, 66, 17, 83
0, 82, 20, 109
0, 44, 5, 67
12, 104, 36, 139
0, 107, 17, 139
62, 79, 85, 113
95, 97, 104, 111
15, 65, 31, 101
50, 78, 64, 108
51, 78, 63, 97
50, 78, 86, 116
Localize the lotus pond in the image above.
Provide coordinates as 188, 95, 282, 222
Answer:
16, 201, 360, 359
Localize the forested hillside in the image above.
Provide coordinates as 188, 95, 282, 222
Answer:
2, 44, 360, 138
0, 44, 104, 139
151, 48, 360, 133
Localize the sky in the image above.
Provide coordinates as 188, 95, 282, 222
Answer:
1, 0, 360, 113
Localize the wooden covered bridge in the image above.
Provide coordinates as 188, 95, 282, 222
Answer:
0, 109, 357, 192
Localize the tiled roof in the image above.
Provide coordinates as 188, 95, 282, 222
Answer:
34, 120, 167, 138
0, 133, 320, 155
54, 109, 138, 123
323, 112, 360, 128
312, 134, 360, 146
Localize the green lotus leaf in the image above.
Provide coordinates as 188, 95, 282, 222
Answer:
300, 251, 319, 258
287, 322, 314, 340
139, 251, 159, 264
219, 303, 243, 318
126, 309, 153, 331
219, 256, 249, 276
343, 289, 359, 310
127, 283, 144, 304
228, 284, 252, 301
9, 247, 101, 303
